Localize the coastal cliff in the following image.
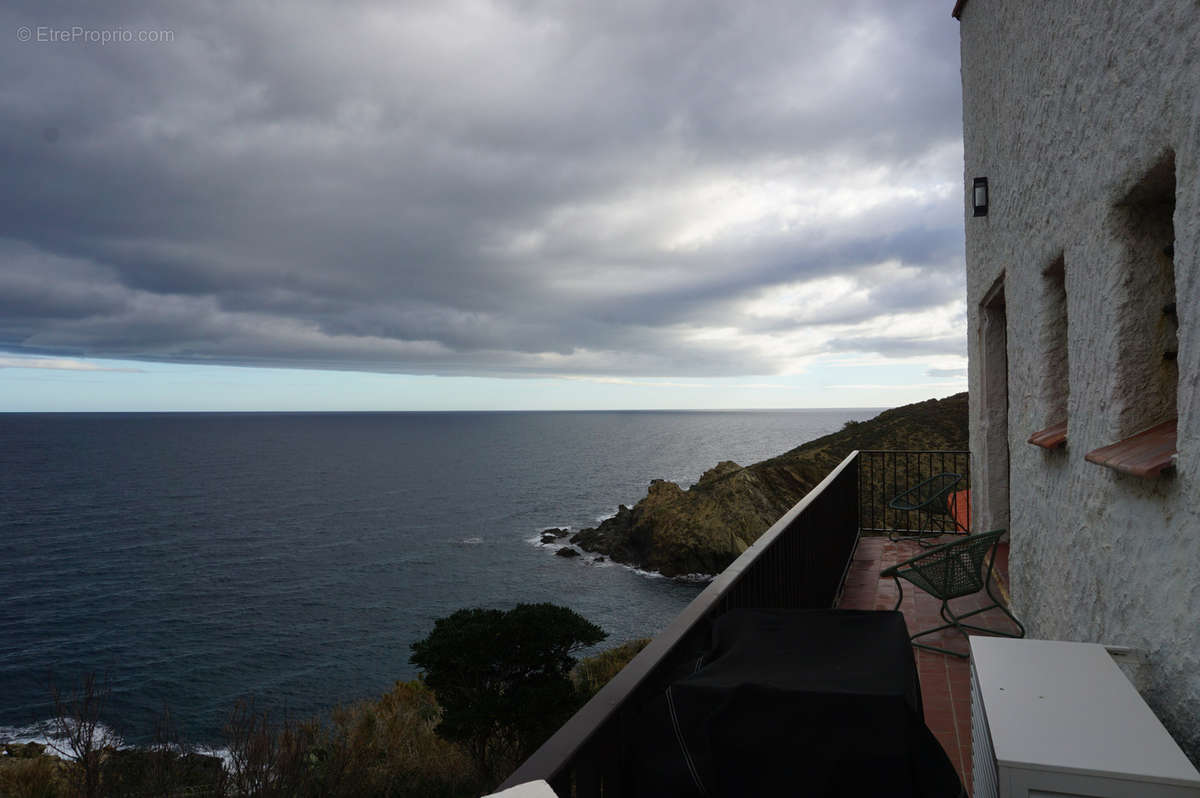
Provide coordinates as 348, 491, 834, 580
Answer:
571, 393, 969, 577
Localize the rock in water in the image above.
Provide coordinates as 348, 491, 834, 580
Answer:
4, 742, 46, 758
555, 547, 581, 558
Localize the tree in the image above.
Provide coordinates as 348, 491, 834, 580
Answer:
46, 672, 120, 798
410, 603, 606, 781
221, 697, 314, 798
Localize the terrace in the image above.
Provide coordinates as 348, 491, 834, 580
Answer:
841, 533, 1013, 791
499, 449, 1012, 796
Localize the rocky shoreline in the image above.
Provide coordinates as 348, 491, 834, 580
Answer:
561, 393, 969, 578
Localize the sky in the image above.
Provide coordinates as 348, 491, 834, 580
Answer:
1, 1, 968, 411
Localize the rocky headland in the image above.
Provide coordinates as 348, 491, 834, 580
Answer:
570, 393, 969, 577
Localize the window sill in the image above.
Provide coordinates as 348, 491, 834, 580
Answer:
1084, 418, 1178, 478
1028, 421, 1067, 449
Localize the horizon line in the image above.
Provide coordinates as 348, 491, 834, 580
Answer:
0, 405, 896, 415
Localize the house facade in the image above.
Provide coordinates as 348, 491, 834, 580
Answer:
957, 0, 1200, 761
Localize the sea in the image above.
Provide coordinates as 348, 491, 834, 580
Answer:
0, 408, 877, 749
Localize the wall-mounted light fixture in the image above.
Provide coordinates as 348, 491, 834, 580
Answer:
972, 177, 989, 217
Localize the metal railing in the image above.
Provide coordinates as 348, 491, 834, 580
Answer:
858, 450, 971, 537
499, 450, 862, 796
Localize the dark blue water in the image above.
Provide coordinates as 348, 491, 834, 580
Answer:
0, 409, 874, 746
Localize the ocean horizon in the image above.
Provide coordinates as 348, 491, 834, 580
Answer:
0, 407, 878, 748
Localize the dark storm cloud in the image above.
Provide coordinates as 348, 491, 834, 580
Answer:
826, 335, 967, 359
927, 368, 967, 378
2, 0, 966, 377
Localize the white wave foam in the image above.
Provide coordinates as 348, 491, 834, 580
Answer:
458, 536, 483, 545
195, 743, 234, 770
0, 722, 48, 746
601, 560, 714, 584
546, 545, 714, 584
1, 721, 233, 771
673, 572, 716, 584
0, 720, 125, 759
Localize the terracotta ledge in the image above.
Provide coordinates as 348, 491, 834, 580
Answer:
1028, 421, 1067, 449
1084, 418, 1178, 478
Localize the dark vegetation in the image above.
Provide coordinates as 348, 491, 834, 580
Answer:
411, 603, 606, 783
1, 605, 635, 798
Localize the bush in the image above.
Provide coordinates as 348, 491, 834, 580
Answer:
316, 681, 486, 798
100, 748, 223, 797
100, 702, 224, 797
410, 603, 606, 782
216, 683, 487, 798
221, 698, 318, 797
0, 753, 69, 798
571, 638, 651, 699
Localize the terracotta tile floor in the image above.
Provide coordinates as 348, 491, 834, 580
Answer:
838, 534, 1017, 796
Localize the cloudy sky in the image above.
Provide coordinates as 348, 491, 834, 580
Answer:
2, 0, 967, 411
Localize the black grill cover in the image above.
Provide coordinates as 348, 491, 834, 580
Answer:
627, 609, 966, 797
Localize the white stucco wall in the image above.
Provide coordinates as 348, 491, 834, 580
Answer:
958, 0, 1200, 763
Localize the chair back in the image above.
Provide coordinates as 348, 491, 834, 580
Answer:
916, 473, 961, 505
889, 472, 962, 515
901, 529, 1004, 600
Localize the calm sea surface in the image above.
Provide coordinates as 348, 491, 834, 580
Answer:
0, 409, 876, 746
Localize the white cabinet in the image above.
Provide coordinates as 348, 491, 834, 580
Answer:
970, 638, 1200, 798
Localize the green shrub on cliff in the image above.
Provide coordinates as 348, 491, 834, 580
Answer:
571, 638, 651, 699
0, 747, 69, 798
275, 681, 484, 798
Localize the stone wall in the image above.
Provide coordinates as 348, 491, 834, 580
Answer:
959, 0, 1200, 763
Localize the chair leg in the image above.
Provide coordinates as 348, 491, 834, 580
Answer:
888, 529, 944, 546
888, 529, 953, 548
966, 543, 1027, 639
943, 601, 1024, 638
910, 600, 971, 658
910, 593, 1025, 658
943, 538, 1027, 639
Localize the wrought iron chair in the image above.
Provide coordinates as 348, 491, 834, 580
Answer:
881, 529, 1025, 658
886, 472, 967, 542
